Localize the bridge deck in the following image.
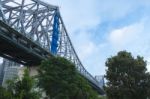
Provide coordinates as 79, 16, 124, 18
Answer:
0, 20, 105, 95
0, 0, 105, 94
0, 20, 52, 65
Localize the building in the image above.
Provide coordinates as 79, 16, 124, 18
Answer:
0, 63, 5, 85
0, 58, 23, 87
0, 59, 19, 86
2, 66, 25, 87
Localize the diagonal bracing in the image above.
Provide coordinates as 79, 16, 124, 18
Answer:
0, 0, 104, 94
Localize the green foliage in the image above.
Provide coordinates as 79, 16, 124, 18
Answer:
38, 57, 76, 98
105, 51, 150, 99
38, 56, 101, 99
98, 96, 107, 99
6, 68, 41, 99
0, 86, 13, 99
72, 74, 100, 99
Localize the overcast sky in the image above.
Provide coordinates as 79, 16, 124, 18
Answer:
42, 0, 150, 76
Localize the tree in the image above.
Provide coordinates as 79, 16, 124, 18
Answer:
38, 56, 101, 99
72, 74, 100, 99
105, 51, 150, 99
38, 57, 77, 99
0, 86, 13, 99
7, 69, 41, 99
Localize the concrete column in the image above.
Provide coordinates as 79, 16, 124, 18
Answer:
29, 66, 38, 76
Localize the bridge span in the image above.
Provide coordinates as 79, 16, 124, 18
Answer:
0, 0, 105, 95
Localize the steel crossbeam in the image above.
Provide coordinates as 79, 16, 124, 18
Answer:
0, 0, 104, 94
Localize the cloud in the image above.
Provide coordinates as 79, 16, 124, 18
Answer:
146, 58, 150, 70
107, 16, 150, 54
108, 19, 144, 49
106, 17, 150, 73
1, 0, 150, 76
44, 0, 150, 32
43, 0, 101, 33
72, 30, 96, 61
41, 0, 150, 75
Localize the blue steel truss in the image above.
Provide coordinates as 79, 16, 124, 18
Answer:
51, 11, 59, 55
0, 0, 104, 94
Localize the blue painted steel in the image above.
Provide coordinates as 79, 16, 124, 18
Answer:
51, 12, 59, 54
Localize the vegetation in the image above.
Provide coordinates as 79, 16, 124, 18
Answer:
3, 51, 150, 99
38, 56, 101, 99
0, 57, 103, 99
0, 69, 41, 99
0, 86, 12, 99
105, 51, 150, 99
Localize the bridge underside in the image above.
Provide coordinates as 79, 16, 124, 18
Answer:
0, 0, 105, 95
0, 20, 105, 95
0, 21, 51, 66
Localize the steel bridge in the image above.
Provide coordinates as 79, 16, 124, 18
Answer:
0, 0, 104, 94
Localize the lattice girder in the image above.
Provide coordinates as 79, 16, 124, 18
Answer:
0, 0, 103, 92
